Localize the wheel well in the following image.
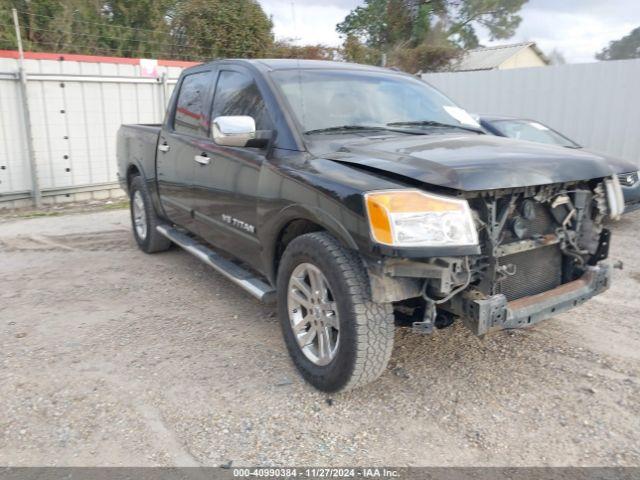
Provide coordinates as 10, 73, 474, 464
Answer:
274, 219, 324, 275
126, 164, 140, 190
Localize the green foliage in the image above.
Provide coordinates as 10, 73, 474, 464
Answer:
171, 0, 274, 59
0, 0, 274, 60
337, 0, 527, 72
270, 39, 338, 60
337, 0, 388, 49
596, 27, 640, 61
342, 34, 382, 65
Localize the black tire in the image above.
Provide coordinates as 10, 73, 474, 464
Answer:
129, 175, 171, 254
277, 232, 395, 392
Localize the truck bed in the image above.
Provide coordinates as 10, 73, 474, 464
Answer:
116, 124, 162, 189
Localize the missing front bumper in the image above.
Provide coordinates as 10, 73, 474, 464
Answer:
459, 264, 611, 336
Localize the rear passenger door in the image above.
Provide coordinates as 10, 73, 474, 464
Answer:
157, 69, 215, 232
191, 67, 274, 268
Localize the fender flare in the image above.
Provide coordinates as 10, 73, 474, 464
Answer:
125, 159, 168, 220
261, 203, 361, 283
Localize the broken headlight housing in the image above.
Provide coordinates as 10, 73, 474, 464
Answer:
364, 190, 478, 247
604, 175, 625, 220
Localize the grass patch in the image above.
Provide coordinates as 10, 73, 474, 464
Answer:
18, 211, 63, 219
103, 200, 129, 210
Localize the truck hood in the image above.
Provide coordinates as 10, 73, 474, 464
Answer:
314, 133, 615, 191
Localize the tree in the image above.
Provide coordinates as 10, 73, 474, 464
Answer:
171, 0, 274, 59
0, 0, 275, 61
100, 0, 175, 58
547, 48, 566, 65
270, 39, 338, 60
336, 0, 528, 72
342, 34, 382, 65
596, 27, 640, 61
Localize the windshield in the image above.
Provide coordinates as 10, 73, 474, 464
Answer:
490, 119, 580, 148
270, 69, 480, 134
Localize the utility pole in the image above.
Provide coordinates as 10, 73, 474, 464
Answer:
12, 8, 42, 208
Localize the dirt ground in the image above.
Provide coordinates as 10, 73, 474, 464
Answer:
1, 205, 639, 467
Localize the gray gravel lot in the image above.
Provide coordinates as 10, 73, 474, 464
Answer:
1, 207, 639, 466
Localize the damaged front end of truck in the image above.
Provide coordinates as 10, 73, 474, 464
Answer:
368, 176, 624, 336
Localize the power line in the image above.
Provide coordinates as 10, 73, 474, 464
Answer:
14, 9, 227, 50
7, 23, 212, 54
3, 8, 267, 60
16, 9, 172, 36
0, 22, 210, 61
2, 36, 209, 62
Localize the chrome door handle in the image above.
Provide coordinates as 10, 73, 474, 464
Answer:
194, 155, 210, 166
158, 144, 170, 153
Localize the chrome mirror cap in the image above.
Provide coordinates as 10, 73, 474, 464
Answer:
212, 115, 256, 147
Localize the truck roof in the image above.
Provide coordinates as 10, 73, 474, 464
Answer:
186, 58, 395, 74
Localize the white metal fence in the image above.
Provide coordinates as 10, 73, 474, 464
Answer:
4, 55, 640, 208
423, 59, 640, 166
0, 54, 186, 208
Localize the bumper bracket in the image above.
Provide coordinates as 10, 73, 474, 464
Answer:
461, 264, 610, 336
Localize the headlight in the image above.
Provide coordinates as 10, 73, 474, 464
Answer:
617, 171, 639, 187
364, 190, 478, 247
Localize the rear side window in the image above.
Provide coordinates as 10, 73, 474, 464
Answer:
174, 72, 210, 136
211, 70, 271, 130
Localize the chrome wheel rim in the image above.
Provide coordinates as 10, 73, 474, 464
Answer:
132, 190, 147, 240
287, 263, 340, 366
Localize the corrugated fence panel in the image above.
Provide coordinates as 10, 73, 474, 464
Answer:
0, 55, 187, 199
423, 59, 640, 165
0, 74, 30, 194
4, 54, 640, 204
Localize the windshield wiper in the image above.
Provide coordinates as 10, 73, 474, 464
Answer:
304, 125, 394, 135
387, 120, 484, 134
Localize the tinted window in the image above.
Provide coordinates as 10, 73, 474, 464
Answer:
174, 72, 210, 136
270, 69, 477, 133
211, 71, 271, 130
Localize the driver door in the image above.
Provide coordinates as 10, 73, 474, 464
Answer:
190, 67, 274, 268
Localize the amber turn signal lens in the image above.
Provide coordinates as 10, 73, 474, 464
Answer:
364, 190, 478, 247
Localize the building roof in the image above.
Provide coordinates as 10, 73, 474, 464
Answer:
452, 42, 549, 72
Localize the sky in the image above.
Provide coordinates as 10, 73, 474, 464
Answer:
259, 0, 640, 63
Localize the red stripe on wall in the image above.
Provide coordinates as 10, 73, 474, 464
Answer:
0, 49, 200, 68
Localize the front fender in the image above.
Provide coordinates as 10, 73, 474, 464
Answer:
260, 203, 361, 284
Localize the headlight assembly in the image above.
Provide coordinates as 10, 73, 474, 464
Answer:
604, 175, 625, 220
364, 190, 478, 247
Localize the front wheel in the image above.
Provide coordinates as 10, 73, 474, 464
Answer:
277, 232, 394, 392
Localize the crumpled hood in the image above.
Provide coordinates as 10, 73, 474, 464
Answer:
317, 133, 616, 191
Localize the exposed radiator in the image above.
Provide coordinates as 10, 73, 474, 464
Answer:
497, 245, 562, 301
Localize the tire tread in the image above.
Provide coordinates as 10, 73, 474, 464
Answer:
279, 232, 394, 391
130, 175, 171, 254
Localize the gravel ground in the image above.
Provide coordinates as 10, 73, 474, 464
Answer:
1, 206, 639, 467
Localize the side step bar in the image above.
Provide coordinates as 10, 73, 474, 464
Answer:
156, 225, 276, 303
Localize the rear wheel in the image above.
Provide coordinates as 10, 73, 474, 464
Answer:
129, 175, 171, 253
277, 232, 395, 392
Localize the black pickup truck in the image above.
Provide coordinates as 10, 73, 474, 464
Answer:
117, 59, 623, 392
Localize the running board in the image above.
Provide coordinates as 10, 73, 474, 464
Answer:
156, 225, 276, 303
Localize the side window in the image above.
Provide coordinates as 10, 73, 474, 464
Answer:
174, 72, 210, 136
211, 70, 272, 130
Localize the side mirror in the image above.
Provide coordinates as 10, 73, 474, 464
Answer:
212, 116, 256, 147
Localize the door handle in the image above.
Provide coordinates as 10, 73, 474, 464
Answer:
194, 154, 210, 166
158, 144, 170, 153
